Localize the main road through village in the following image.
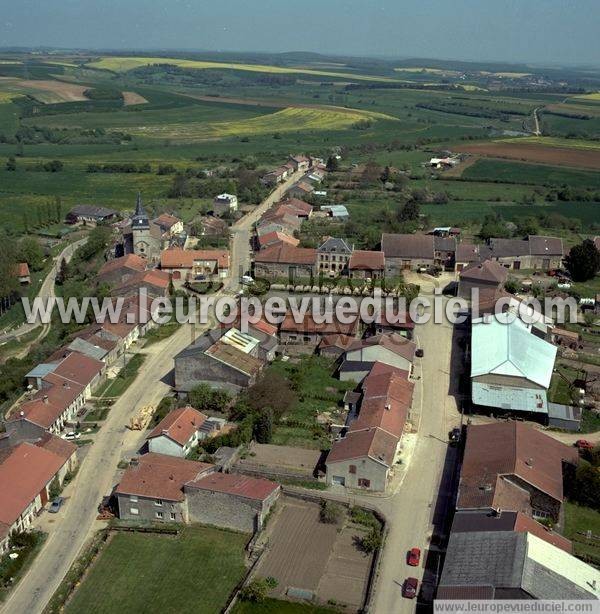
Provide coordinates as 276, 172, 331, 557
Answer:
1, 171, 302, 614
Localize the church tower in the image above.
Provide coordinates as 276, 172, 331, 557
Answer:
131, 193, 154, 259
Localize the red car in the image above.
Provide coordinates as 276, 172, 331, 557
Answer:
402, 577, 418, 599
407, 547, 421, 566
575, 439, 594, 450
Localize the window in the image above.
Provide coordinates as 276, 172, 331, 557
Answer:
130, 507, 139, 515
358, 478, 371, 488
130, 495, 138, 503
155, 511, 163, 519
533, 510, 550, 520
349, 465, 357, 474
170, 512, 176, 521
155, 499, 163, 506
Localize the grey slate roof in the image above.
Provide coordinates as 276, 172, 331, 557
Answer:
317, 237, 352, 254
69, 204, 118, 219
67, 337, 108, 362
440, 531, 526, 590
381, 233, 434, 259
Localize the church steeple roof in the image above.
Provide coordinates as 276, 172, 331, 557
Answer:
131, 192, 149, 230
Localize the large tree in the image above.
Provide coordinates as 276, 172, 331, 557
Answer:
243, 371, 297, 420
17, 237, 44, 271
565, 239, 600, 282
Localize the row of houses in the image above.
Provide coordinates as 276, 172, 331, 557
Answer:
0, 422, 78, 554
260, 154, 314, 187
437, 422, 600, 600
253, 231, 565, 283
326, 361, 415, 492
383, 233, 564, 274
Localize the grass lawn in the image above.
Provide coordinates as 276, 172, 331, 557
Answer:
563, 501, 600, 564
571, 275, 600, 299
268, 356, 353, 449
0, 532, 46, 603
95, 353, 145, 398
142, 321, 181, 346
548, 365, 581, 405
581, 409, 600, 434
65, 526, 248, 614
232, 598, 336, 614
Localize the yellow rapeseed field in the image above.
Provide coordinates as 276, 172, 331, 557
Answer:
87, 56, 406, 83
127, 106, 395, 141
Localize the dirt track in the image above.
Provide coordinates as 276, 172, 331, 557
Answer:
457, 142, 600, 170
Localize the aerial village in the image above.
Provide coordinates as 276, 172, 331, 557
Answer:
1, 151, 600, 611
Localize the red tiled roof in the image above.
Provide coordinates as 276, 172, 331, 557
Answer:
255, 244, 316, 266
51, 351, 104, 386
116, 269, 171, 293
318, 334, 357, 351
460, 260, 509, 285
280, 312, 358, 336
280, 198, 313, 215
0, 441, 75, 530
513, 512, 572, 553
160, 248, 230, 269
327, 427, 398, 466
457, 422, 579, 510
101, 321, 137, 340
373, 310, 415, 330
348, 333, 417, 362
35, 432, 78, 459
98, 254, 146, 278
153, 213, 181, 230
349, 250, 385, 270
16, 262, 30, 277
147, 407, 207, 447
258, 231, 299, 249
187, 472, 279, 501
115, 453, 213, 501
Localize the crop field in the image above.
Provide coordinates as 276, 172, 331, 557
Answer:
122, 91, 148, 106
462, 158, 600, 188
87, 55, 407, 83
545, 103, 600, 118
65, 526, 247, 614
126, 106, 396, 141
499, 136, 600, 150
457, 140, 600, 170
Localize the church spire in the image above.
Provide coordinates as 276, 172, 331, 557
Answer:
131, 192, 149, 229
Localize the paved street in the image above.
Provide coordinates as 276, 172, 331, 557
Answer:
0, 175, 300, 614
371, 296, 461, 613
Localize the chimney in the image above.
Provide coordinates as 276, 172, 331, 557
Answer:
385, 403, 391, 411
43, 395, 49, 405
525, 458, 534, 467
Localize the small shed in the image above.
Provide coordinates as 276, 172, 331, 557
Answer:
547, 403, 582, 431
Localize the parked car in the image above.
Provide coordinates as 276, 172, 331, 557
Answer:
241, 274, 254, 285
415, 348, 424, 358
63, 431, 81, 440
575, 439, 594, 450
49, 497, 64, 513
407, 547, 421, 566
450, 427, 461, 444
402, 577, 418, 599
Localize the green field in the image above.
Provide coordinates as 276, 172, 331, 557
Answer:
65, 526, 248, 614
564, 502, 600, 563
462, 159, 600, 188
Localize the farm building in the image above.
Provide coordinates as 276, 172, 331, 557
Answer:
97, 254, 147, 287
115, 453, 280, 532
279, 312, 359, 345
458, 259, 509, 300
253, 244, 316, 280
470, 312, 557, 415
488, 235, 564, 271
288, 154, 311, 172
66, 204, 118, 225
326, 362, 414, 492
438, 531, 600, 600
382, 233, 456, 273
348, 250, 385, 280
174, 327, 276, 394
457, 422, 578, 522
15, 262, 30, 285
287, 181, 314, 199
339, 333, 416, 383
321, 205, 349, 220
